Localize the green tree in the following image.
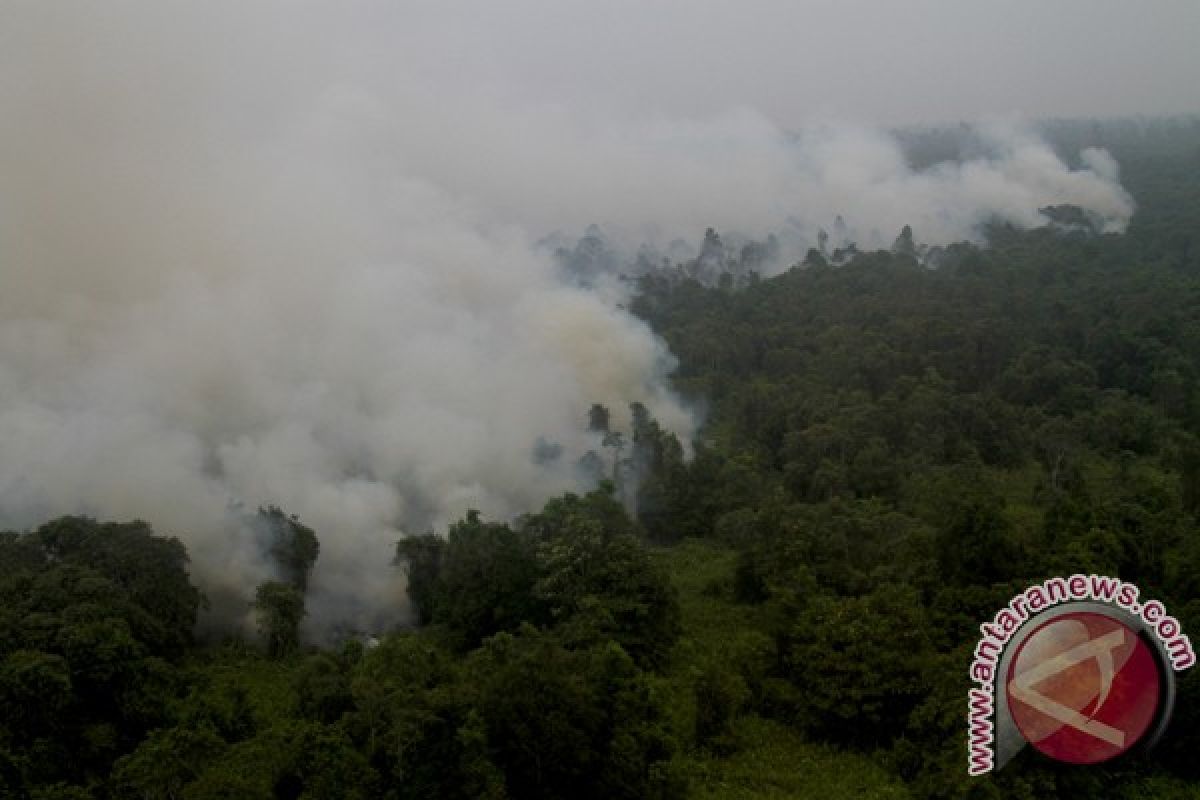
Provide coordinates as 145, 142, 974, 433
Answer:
258, 507, 320, 593
524, 491, 681, 670
465, 627, 681, 800
394, 533, 444, 625
892, 223, 917, 258
424, 512, 540, 650
253, 582, 305, 659
777, 585, 933, 744
109, 725, 227, 800
588, 403, 611, 434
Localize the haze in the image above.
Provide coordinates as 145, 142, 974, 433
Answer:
0, 1, 1184, 639
324, 0, 1199, 126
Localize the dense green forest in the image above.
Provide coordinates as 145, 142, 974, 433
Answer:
4, 118, 1200, 798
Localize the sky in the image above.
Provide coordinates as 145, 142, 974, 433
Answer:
343, 0, 1200, 127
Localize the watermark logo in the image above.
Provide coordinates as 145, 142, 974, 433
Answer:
967, 575, 1193, 775
1008, 611, 1159, 764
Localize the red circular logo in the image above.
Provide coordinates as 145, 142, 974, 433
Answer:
1006, 611, 1161, 764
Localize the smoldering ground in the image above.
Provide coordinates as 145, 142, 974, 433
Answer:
0, 3, 1137, 639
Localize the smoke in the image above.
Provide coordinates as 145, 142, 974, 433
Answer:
0, 4, 1133, 638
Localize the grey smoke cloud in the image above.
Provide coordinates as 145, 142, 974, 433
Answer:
0, 3, 1141, 637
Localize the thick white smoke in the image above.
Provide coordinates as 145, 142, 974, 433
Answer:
0, 5, 1133, 638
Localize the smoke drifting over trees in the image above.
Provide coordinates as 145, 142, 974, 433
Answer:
0, 4, 1139, 637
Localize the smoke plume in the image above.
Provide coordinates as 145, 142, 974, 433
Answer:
0, 4, 1133, 637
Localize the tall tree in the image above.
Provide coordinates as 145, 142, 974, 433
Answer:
253, 581, 305, 659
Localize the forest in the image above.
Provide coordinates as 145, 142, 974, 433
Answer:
3, 117, 1200, 799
